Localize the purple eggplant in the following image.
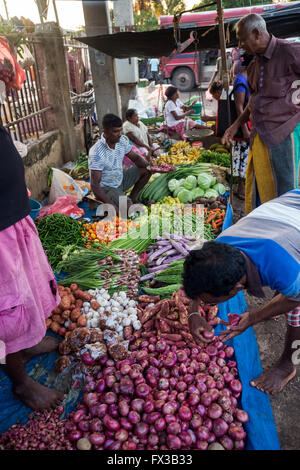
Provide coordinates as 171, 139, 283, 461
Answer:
170, 239, 189, 257
164, 255, 185, 264
140, 273, 156, 281
147, 264, 170, 273
147, 245, 172, 263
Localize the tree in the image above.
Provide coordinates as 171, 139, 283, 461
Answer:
193, 0, 269, 11
134, 0, 187, 31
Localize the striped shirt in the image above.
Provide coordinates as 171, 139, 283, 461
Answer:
217, 190, 300, 302
88, 134, 132, 188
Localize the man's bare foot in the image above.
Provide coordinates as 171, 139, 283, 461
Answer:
13, 377, 64, 410
250, 359, 296, 394
22, 336, 59, 362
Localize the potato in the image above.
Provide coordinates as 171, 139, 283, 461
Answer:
70, 308, 81, 322
70, 283, 78, 292
52, 314, 64, 325
77, 316, 87, 327
59, 295, 71, 310
50, 321, 60, 333
77, 438, 92, 451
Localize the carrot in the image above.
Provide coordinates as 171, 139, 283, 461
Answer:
206, 213, 217, 224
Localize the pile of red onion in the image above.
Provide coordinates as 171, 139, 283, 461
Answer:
64, 335, 249, 451
0, 406, 75, 451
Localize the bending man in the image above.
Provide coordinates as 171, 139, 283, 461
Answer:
183, 189, 300, 394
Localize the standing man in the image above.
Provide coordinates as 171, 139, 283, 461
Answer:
223, 14, 300, 214
183, 189, 300, 395
89, 114, 151, 215
149, 57, 160, 83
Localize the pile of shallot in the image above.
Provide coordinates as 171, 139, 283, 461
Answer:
63, 334, 248, 451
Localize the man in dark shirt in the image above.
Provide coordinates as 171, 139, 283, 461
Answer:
223, 13, 300, 214
0, 105, 64, 410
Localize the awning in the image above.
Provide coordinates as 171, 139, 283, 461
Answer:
76, 3, 300, 58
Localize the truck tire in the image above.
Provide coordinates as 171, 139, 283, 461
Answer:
171, 67, 195, 92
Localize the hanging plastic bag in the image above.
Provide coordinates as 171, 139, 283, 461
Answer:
0, 36, 26, 90
38, 195, 85, 219
49, 168, 85, 204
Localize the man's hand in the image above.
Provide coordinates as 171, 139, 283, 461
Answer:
219, 311, 251, 342
222, 123, 239, 146
189, 313, 213, 344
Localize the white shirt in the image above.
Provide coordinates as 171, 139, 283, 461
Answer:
123, 120, 149, 147
149, 58, 159, 72
88, 134, 132, 188
164, 98, 184, 127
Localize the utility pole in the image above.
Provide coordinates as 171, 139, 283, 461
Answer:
113, 0, 139, 119
82, 0, 121, 128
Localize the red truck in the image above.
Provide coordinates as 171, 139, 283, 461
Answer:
159, 2, 299, 91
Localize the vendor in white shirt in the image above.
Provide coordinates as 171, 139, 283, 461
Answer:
123, 109, 160, 166
164, 86, 207, 140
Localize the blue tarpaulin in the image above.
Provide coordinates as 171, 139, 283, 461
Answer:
0, 200, 280, 449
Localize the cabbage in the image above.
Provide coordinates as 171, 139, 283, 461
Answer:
191, 187, 205, 200
168, 179, 180, 193
178, 189, 192, 203
210, 176, 217, 187
184, 175, 197, 190
173, 186, 182, 197
198, 173, 214, 190
178, 178, 186, 187
204, 188, 219, 199
213, 183, 226, 195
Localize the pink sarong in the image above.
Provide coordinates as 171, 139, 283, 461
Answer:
161, 119, 199, 141
0, 216, 60, 357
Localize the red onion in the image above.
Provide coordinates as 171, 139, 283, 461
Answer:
154, 417, 166, 432
228, 424, 246, 441
136, 383, 150, 398
128, 411, 140, 424
165, 414, 176, 424
212, 418, 229, 437
82, 352, 95, 366
78, 418, 89, 432
146, 412, 161, 424
179, 364, 187, 375
155, 399, 165, 410
207, 433, 216, 444
202, 417, 213, 431
197, 404, 207, 417
109, 404, 119, 418
89, 433, 105, 446
103, 415, 120, 432
122, 441, 137, 450
206, 345, 218, 357
89, 418, 103, 433
235, 409, 249, 423
230, 379, 242, 394
95, 379, 105, 394
144, 400, 155, 413
207, 403, 223, 419
120, 377, 135, 396
234, 439, 245, 450
200, 392, 212, 407
96, 403, 108, 418
158, 378, 169, 390
196, 440, 208, 450
178, 431, 192, 447
104, 392, 117, 405
223, 372, 235, 383
160, 367, 171, 378
219, 435, 234, 450
163, 352, 177, 368
156, 340, 167, 352
177, 351, 188, 363
148, 434, 159, 446
84, 381, 96, 392
72, 409, 86, 424
176, 381, 187, 392
196, 426, 210, 441
83, 393, 98, 408
68, 430, 82, 441
183, 374, 194, 385
225, 346, 234, 358
190, 414, 202, 430
119, 418, 133, 431
166, 435, 181, 450
178, 405, 192, 421
134, 422, 149, 437
188, 393, 200, 406
167, 421, 181, 435
162, 401, 177, 415
197, 352, 210, 364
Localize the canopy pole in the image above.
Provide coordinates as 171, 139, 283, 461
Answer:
217, 0, 234, 207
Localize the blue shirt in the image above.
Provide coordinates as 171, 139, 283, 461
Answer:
234, 73, 249, 105
217, 190, 300, 302
88, 134, 132, 188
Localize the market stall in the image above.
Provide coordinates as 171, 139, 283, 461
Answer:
0, 142, 280, 450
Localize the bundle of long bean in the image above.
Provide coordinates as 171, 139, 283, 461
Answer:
36, 214, 86, 272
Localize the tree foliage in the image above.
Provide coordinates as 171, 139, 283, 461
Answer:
134, 0, 187, 32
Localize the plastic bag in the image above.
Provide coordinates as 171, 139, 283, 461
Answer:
49, 168, 85, 204
0, 36, 26, 90
38, 195, 85, 219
